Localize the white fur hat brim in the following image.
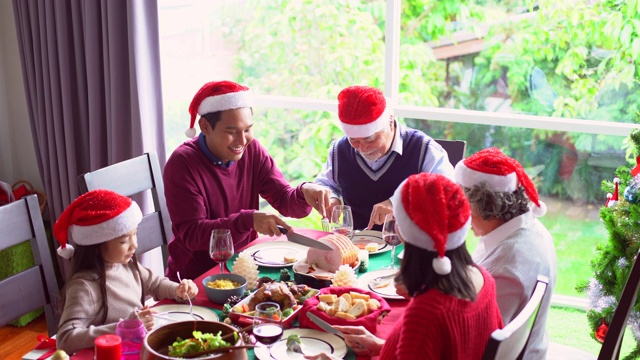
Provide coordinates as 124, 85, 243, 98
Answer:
69, 201, 143, 245
340, 106, 391, 138
197, 90, 253, 116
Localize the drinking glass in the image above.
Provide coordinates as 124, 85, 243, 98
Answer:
382, 214, 401, 269
252, 302, 283, 359
331, 205, 354, 238
210, 229, 234, 273
116, 318, 145, 359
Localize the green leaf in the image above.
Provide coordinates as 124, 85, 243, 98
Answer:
632, 38, 640, 61
620, 23, 633, 46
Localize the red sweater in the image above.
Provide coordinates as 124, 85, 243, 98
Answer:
379, 267, 503, 360
163, 138, 312, 280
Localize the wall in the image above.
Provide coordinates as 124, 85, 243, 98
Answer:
0, 0, 42, 190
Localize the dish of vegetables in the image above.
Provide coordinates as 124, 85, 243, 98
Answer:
168, 330, 235, 357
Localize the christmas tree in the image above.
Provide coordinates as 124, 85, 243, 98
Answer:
577, 126, 640, 360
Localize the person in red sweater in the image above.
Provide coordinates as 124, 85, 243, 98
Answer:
305, 173, 503, 360
164, 81, 331, 281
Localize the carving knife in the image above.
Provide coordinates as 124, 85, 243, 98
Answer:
276, 226, 333, 250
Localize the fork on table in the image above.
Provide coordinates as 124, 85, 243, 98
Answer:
177, 271, 197, 320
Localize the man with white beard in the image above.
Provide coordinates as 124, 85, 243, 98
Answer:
315, 86, 453, 231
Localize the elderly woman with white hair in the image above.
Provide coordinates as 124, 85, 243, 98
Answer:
304, 173, 503, 360
454, 147, 557, 360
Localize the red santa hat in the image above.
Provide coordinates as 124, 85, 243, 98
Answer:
454, 147, 547, 217
391, 173, 471, 275
53, 189, 142, 259
185, 80, 253, 138
337, 86, 392, 138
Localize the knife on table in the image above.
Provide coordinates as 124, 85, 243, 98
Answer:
276, 226, 333, 250
307, 312, 344, 338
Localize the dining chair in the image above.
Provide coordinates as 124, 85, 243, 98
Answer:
0, 194, 61, 336
482, 275, 549, 360
434, 139, 467, 166
77, 152, 172, 271
597, 250, 640, 360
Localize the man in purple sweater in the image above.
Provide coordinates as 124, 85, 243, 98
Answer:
163, 81, 331, 281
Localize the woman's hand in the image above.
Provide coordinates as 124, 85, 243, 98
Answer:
136, 305, 155, 331
176, 278, 198, 300
332, 325, 385, 356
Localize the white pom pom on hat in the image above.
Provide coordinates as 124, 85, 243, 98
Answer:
53, 189, 143, 258
453, 147, 547, 217
337, 86, 392, 138
186, 80, 254, 138
391, 173, 472, 275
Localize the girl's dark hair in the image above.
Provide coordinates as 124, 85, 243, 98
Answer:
400, 242, 478, 301
463, 182, 530, 222
60, 243, 145, 324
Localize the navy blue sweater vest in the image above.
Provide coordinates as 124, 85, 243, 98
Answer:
334, 128, 430, 230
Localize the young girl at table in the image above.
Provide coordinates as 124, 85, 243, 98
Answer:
305, 173, 503, 360
54, 189, 198, 354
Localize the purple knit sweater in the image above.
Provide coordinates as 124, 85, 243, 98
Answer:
163, 138, 311, 280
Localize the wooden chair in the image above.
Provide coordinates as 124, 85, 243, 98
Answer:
597, 250, 640, 360
434, 139, 467, 166
0, 195, 61, 336
483, 275, 549, 360
78, 152, 172, 271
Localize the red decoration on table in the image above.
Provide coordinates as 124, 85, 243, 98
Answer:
595, 318, 608, 343
299, 286, 391, 334
34, 334, 57, 360
632, 156, 640, 177
94, 334, 122, 360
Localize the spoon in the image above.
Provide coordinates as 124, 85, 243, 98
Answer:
177, 271, 196, 320
369, 271, 398, 288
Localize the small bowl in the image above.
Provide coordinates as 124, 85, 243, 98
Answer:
141, 320, 247, 360
202, 273, 247, 305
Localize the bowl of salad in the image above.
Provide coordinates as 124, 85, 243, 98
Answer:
141, 320, 247, 360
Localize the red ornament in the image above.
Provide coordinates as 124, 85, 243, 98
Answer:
631, 156, 640, 177
595, 319, 608, 343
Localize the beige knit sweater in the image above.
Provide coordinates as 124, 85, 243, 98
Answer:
56, 261, 179, 354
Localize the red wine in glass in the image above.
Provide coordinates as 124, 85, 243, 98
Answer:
210, 229, 234, 273
384, 234, 402, 246
253, 323, 283, 345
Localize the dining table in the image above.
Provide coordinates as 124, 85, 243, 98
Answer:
176, 228, 409, 360
24, 228, 409, 360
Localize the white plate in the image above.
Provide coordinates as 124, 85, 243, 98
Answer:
351, 230, 391, 255
151, 304, 219, 329
254, 328, 347, 360
356, 268, 406, 300
397, 249, 404, 259
237, 241, 309, 268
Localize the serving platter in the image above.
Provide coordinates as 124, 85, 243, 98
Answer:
254, 328, 347, 360
351, 230, 391, 255
356, 268, 407, 301
232, 241, 309, 268
151, 304, 219, 329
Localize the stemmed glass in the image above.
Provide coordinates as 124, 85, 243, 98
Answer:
252, 302, 283, 359
331, 205, 354, 238
210, 229, 234, 273
382, 214, 401, 269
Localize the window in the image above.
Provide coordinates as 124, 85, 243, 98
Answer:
158, 0, 638, 299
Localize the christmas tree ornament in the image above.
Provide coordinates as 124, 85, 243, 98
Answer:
595, 319, 608, 343
231, 252, 260, 290
331, 264, 357, 287
607, 178, 620, 207
624, 175, 640, 204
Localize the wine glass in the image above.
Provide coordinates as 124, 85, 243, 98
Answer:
252, 302, 283, 358
209, 229, 234, 273
382, 214, 401, 269
331, 205, 354, 238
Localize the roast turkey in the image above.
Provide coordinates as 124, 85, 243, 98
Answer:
306, 233, 359, 272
